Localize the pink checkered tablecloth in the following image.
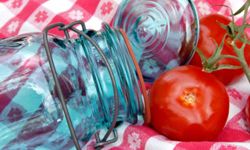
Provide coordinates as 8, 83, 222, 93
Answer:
1, 0, 250, 149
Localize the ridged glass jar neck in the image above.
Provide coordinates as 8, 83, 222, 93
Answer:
75, 23, 145, 125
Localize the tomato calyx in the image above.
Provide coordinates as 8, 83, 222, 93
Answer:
179, 88, 198, 107
196, 1, 250, 83
197, 34, 241, 73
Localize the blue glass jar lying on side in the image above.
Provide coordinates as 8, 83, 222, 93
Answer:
0, 21, 149, 150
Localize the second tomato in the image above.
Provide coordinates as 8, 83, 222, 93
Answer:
189, 14, 250, 85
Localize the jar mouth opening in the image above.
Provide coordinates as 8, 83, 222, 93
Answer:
117, 29, 151, 124
102, 23, 150, 124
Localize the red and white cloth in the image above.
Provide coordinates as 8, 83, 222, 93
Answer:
1, 0, 250, 149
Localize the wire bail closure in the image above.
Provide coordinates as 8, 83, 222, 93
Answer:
42, 21, 119, 150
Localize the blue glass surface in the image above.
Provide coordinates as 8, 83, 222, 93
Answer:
0, 24, 144, 149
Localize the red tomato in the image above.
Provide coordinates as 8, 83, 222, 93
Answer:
244, 96, 250, 128
150, 65, 229, 141
189, 14, 250, 85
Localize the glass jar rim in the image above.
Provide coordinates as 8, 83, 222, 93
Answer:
101, 23, 150, 124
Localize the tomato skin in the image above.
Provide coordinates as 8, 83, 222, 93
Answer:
150, 65, 229, 141
244, 96, 250, 128
189, 14, 250, 85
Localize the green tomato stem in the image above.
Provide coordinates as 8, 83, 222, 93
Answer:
233, 1, 250, 84
199, 1, 250, 84
232, 41, 250, 83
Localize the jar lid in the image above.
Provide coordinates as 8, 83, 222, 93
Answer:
112, 0, 199, 82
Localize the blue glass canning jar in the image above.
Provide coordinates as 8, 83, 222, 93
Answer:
0, 21, 149, 150
112, 0, 200, 82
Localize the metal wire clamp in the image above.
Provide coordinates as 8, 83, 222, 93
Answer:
42, 21, 119, 150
